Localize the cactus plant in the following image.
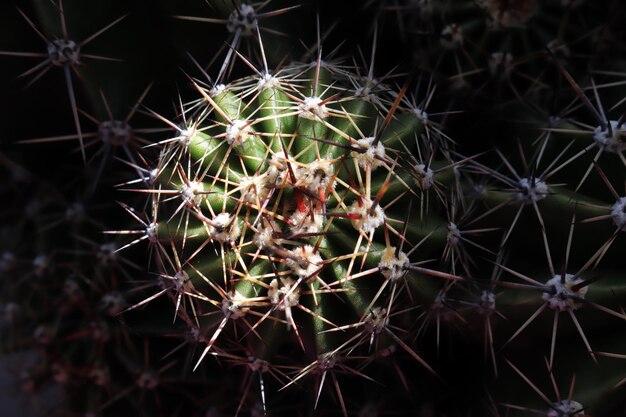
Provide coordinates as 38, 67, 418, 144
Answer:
2, 0, 626, 416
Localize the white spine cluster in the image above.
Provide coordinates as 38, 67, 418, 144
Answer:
546, 400, 584, 417
32, 254, 49, 277
349, 197, 386, 233
253, 222, 279, 249
288, 245, 323, 281
298, 96, 329, 120
268, 278, 300, 310
257, 72, 279, 90
180, 181, 205, 207
97, 243, 118, 266
174, 270, 194, 292
352, 137, 386, 169
295, 159, 334, 193
412, 108, 429, 124
477, 290, 496, 316
47, 39, 80, 66
146, 222, 159, 243
289, 210, 324, 234
226, 4, 258, 36
364, 307, 389, 335
593, 120, 626, 154
611, 197, 626, 230
542, 274, 588, 311
178, 125, 197, 147
447, 222, 461, 245
354, 78, 380, 101
98, 120, 132, 146
239, 174, 271, 204
222, 291, 251, 319
267, 151, 290, 185
413, 163, 434, 190
209, 84, 226, 97
225, 119, 251, 146
100, 292, 126, 316
378, 247, 409, 281
440, 24, 463, 50
208, 213, 241, 243
516, 177, 548, 204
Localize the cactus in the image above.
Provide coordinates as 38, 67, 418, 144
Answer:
116, 26, 471, 412
1, 0, 626, 416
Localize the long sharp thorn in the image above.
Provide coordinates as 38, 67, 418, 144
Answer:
314, 370, 326, 410
549, 310, 559, 369
506, 359, 554, 407
568, 374, 577, 402
375, 80, 410, 143
16, 8, 49, 42
503, 303, 547, 347
548, 46, 605, 127
63, 64, 85, 162
385, 327, 441, 381
81, 14, 128, 47
58, 0, 69, 39
331, 372, 348, 417
568, 309, 596, 363
193, 312, 231, 371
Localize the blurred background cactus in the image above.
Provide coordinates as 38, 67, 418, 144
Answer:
1, 0, 626, 416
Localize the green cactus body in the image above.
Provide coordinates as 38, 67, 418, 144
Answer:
3, 1, 626, 416
144, 61, 456, 380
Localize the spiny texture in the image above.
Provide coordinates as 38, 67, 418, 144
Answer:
1, 1, 626, 416
371, 0, 622, 98
122, 51, 465, 414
